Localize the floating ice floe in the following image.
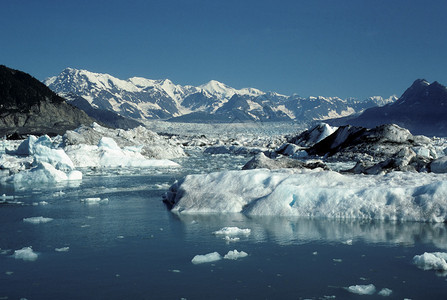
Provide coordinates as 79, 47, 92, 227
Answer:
81, 197, 109, 204
23, 216, 54, 224
378, 288, 393, 296
191, 252, 222, 264
213, 227, 251, 237
166, 168, 447, 222
413, 252, 447, 272
55, 247, 70, 252
12, 246, 38, 261
345, 284, 376, 295
223, 250, 248, 260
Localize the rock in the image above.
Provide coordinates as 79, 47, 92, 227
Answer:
242, 153, 328, 171
0, 65, 95, 136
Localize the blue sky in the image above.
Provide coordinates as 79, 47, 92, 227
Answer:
1, 0, 446, 99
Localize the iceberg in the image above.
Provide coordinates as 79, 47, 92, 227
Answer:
191, 252, 222, 264
23, 216, 54, 224
65, 137, 179, 168
413, 252, 447, 271
166, 168, 447, 222
213, 227, 251, 237
10, 162, 81, 184
12, 246, 38, 261
378, 288, 393, 296
223, 250, 248, 260
345, 284, 376, 295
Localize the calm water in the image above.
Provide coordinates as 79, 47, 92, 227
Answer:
1, 153, 447, 299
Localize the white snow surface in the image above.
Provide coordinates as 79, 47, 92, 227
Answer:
23, 216, 54, 224
345, 284, 376, 295
191, 252, 222, 264
413, 252, 447, 271
12, 246, 38, 261
168, 168, 447, 222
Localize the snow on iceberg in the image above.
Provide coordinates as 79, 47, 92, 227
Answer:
345, 284, 376, 295
23, 216, 54, 224
10, 162, 82, 184
224, 250, 248, 260
12, 246, 38, 261
166, 168, 447, 222
413, 252, 447, 271
191, 252, 222, 264
65, 137, 179, 168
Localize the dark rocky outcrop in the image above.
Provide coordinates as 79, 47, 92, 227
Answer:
0, 65, 95, 137
242, 152, 329, 171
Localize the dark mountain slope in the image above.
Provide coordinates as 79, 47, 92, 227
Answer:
328, 79, 447, 136
0, 65, 95, 136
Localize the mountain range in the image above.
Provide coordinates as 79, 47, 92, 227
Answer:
45, 68, 396, 123
329, 79, 447, 136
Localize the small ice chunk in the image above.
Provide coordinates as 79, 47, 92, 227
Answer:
224, 236, 240, 242
81, 197, 108, 204
224, 250, 248, 260
0, 194, 14, 200
343, 239, 353, 245
345, 284, 376, 295
191, 252, 222, 264
213, 227, 251, 236
23, 216, 53, 224
378, 288, 393, 296
413, 252, 447, 271
12, 246, 38, 261
55, 247, 70, 252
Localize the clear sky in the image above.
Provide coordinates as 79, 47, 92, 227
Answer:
1, 0, 446, 99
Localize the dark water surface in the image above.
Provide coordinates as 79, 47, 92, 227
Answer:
1, 154, 447, 299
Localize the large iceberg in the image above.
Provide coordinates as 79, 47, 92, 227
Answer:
165, 168, 447, 222
65, 137, 179, 168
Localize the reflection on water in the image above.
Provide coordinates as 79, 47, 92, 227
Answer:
175, 214, 447, 249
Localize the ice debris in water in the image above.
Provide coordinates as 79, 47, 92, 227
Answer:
224, 250, 248, 260
23, 216, 53, 224
413, 252, 447, 271
12, 246, 38, 261
213, 227, 251, 236
81, 197, 109, 204
378, 288, 393, 296
191, 252, 222, 264
55, 247, 70, 252
345, 284, 376, 295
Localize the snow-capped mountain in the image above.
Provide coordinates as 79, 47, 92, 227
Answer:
45, 68, 395, 123
330, 79, 447, 136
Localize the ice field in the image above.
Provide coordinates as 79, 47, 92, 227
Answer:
1, 122, 447, 299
